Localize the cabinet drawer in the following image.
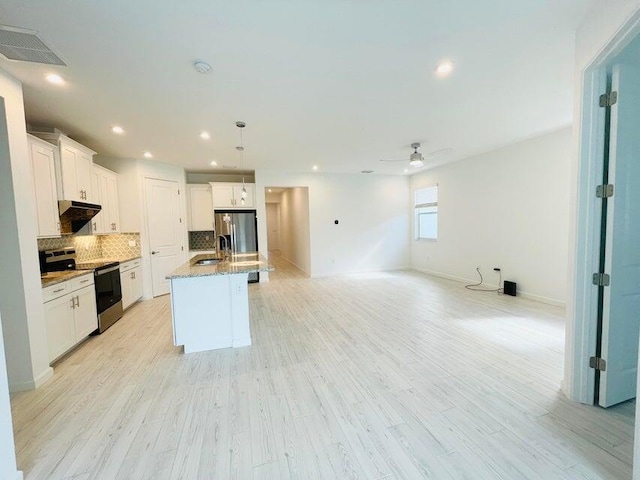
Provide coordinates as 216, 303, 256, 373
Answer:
120, 258, 141, 273
70, 274, 94, 291
43, 282, 70, 303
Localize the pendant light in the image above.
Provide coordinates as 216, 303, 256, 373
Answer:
236, 121, 247, 205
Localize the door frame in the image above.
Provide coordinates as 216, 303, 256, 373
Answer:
568, 10, 640, 404
142, 175, 186, 298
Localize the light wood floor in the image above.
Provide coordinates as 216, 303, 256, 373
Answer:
11, 256, 635, 479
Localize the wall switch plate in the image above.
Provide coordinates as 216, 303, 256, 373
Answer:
128, 240, 136, 247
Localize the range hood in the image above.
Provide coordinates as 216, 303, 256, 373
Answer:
58, 200, 101, 235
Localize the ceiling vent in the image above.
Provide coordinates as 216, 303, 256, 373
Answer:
0, 25, 66, 65
361, 170, 374, 174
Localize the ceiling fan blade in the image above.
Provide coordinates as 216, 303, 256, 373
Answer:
379, 158, 408, 163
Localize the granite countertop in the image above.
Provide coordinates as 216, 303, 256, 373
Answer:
86, 255, 142, 264
166, 252, 274, 279
41, 270, 93, 288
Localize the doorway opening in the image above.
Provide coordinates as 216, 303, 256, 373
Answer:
265, 187, 311, 278
573, 29, 640, 410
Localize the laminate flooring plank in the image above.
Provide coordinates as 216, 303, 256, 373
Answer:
10, 255, 635, 480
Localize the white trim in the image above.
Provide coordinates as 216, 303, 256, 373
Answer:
411, 267, 566, 307
567, 6, 640, 405
16, 471, 23, 480
311, 266, 411, 278
9, 366, 53, 393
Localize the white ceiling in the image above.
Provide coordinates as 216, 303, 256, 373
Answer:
0, 1, 592, 175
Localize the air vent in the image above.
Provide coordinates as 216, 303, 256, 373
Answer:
0, 25, 66, 65
221, 165, 238, 169
361, 170, 374, 174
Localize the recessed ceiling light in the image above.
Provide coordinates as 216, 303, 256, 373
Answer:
268, 189, 272, 192
404, 168, 408, 173
45, 73, 64, 85
111, 126, 124, 134
200, 131, 211, 140
312, 165, 319, 171
210, 160, 218, 166
143, 151, 153, 158
435, 60, 454, 77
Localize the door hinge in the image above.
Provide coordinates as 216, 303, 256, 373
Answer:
178, 189, 180, 195
596, 184, 614, 198
592, 272, 610, 287
589, 356, 607, 371
181, 246, 184, 251
599, 91, 618, 107
179, 218, 182, 223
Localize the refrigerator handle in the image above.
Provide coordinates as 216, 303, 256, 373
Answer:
231, 224, 236, 254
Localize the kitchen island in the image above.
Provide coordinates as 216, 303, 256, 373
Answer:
166, 252, 273, 354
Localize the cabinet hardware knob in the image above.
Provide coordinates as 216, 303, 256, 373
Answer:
151, 250, 159, 255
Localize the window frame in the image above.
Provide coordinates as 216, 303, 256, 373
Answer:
414, 185, 438, 241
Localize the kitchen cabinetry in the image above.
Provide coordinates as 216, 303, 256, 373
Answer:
42, 274, 97, 363
120, 258, 142, 310
30, 131, 96, 203
91, 165, 120, 234
187, 184, 214, 231
210, 182, 255, 209
27, 134, 61, 238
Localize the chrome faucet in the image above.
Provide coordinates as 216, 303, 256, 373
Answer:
218, 235, 229, 259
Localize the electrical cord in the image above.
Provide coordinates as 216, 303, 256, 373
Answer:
465, 267, 504, 294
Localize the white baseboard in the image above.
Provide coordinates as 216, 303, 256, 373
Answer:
16, 471, 24, 480
9, 366, 54, 393
280, 255, 311, 276
410, 267, 566, 308
311, 265, 411, 279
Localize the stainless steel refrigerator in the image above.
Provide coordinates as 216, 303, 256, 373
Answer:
214, 210, 259, 283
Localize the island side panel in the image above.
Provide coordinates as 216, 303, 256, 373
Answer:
230, 273, 251, 347
170, 275, 233, 353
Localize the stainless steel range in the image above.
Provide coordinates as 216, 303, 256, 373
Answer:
39, 248, 124, 333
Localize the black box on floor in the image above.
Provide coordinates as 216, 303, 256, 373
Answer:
503, 281, 517, 296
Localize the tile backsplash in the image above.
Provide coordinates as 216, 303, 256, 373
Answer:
189, 230, 216, 251
101, 233, 142, 259
37, 233, 141, 262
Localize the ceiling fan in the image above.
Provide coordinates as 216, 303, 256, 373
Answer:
380, 143, 451, 168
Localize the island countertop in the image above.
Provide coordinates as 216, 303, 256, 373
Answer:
166, 252, 274, 280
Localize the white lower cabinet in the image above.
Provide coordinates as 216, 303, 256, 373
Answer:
120, 259, 142, 310
43, 277, 97, 363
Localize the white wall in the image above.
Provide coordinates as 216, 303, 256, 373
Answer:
0, 313, 20, 480
256, 171, 410, 278
0, 68, 52, 393
410, 128, 572, 305
279, 188, 311, 274
97, 157, 188, 299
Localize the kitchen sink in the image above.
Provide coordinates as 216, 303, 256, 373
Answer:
195, 258, 220, 266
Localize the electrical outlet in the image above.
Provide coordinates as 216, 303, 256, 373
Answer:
128, 240, 136, 247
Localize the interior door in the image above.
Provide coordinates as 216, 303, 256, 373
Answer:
599, 63, 640, 407
145, 178, 183, 297
266, 203, 280, 250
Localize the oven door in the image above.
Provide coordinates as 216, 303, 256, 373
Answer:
94, 265, 122, 314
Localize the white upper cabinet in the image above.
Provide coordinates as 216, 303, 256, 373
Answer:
187, 184, 214, 231
210, 182, 255, 209
31, 131, 97, 202
27, 134, 61, 238
91, 165, 120, 234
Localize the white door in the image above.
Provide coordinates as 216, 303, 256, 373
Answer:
211, 184, 234, 208
91, 170, 104, 233
188, 185, 214, 231
145, 178, 183, 297
44, 295, 75, 362
599, 64, 640, 407
60, 145, 81, 201
266, 203, 280, 251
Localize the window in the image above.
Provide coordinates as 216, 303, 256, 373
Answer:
415, 185, 438, 240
